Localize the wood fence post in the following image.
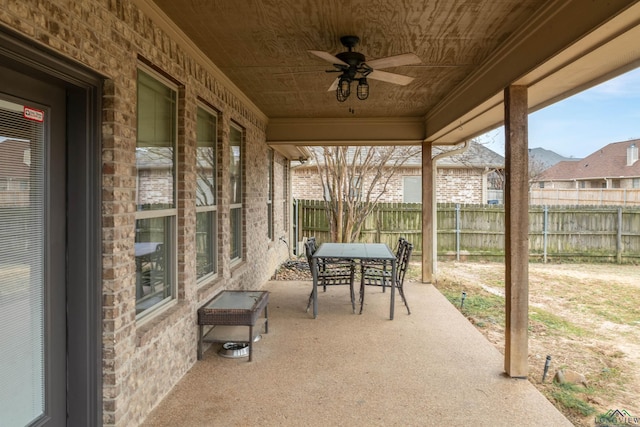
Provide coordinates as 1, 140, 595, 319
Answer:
617, 207, 623, 264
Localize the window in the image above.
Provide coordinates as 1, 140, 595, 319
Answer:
633, 178, 640, 189
487, 170, 504, 190
403, 176, 421, 203
135, 67, 177, 317
267, 149, 274, 240
282, 161, 289, 231
322, 181, 331, 201
349, 175, 362, 198
196, 105, 218, 282
229, 124, 243, 263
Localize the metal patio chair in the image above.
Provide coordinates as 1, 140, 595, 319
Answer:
359, 238, 413, 315
304, 237, 356, 313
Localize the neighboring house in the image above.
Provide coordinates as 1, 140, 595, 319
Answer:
0, 139, 30, 208
535, 139, 640, 189
292, 142, 505, 205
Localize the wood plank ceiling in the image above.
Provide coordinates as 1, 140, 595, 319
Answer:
149, 0, 541, 118
143, 0, 640, 155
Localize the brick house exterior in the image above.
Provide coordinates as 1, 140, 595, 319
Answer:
293, 142, 505, 204
0, 3, 290, 426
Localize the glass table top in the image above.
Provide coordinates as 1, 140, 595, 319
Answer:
312, 243, 395, 260
204, 291, 267, 311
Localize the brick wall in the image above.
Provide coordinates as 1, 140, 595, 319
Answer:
293, 166, 487, 204
1, 2, 289, 426
436, 168, 485, 204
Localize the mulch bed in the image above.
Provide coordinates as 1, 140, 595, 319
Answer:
272, 259, 313, 280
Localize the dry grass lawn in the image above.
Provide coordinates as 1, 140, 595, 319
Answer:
431, 261, 640, 426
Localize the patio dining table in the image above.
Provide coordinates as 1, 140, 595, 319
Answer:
311, 242, 397, 319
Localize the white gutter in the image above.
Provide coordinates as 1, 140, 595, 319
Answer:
431, 140, 471, 280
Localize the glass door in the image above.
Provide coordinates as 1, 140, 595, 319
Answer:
0, 73, 66, 426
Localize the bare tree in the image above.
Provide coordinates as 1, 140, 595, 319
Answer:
528, 153, 549, 188
311, 145, 421, 243
195, 146, 216, 206
473, 130, 551, 188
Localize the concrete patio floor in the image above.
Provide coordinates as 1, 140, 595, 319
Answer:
141, 280, 573, 427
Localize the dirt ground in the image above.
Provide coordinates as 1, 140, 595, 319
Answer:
434, 261, 640, 427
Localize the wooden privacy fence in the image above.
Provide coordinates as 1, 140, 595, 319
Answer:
293, 199, 422, 255
294, 200, 640, 263
530, 188, 640, 206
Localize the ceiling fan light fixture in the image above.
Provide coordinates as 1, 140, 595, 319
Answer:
337, 76, 351, 102
357, 78, 369, 100
311, 35, 418, 103
336, 88, 349, 102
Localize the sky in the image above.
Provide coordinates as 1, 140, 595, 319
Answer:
478, 67, 640, 159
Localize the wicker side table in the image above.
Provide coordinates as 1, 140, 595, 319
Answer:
197, 290, 269, 361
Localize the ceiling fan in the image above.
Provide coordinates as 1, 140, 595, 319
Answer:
309, 35, 421, 102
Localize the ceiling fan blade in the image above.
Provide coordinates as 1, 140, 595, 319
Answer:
273, 69, 325, 76
367, 70, 414, 86
328, 77, 339, 91
365, 53, 422, 69
308, 50, 348, 66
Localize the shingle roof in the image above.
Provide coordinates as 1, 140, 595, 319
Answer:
433, 142, 504, 168
539, 139, 640, 181
136, 147, 174, 168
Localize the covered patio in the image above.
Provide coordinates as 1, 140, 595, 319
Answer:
142, 0, 640, 378
2, 1, 639, 425
141, 280, 572, 426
